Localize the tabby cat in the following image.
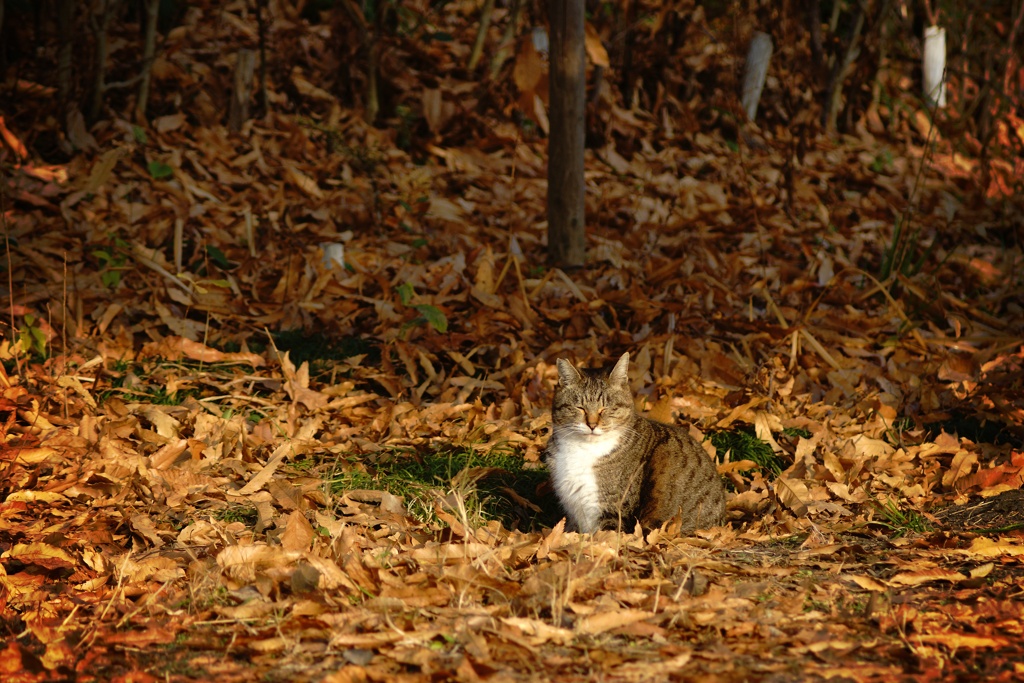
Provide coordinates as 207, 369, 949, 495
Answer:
546, 352, 726, 534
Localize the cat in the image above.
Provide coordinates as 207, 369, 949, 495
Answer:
546, 352, 726, 534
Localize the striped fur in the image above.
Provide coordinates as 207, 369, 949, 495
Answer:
546, 353, 726, 534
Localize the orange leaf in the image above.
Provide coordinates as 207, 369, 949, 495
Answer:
584, 22, 610, 67
888, 570, 965, 586
5, 542, 75, 571
576, 610, 651, 635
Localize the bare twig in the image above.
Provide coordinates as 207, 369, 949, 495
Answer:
489, 0, 523, 79
468, 0, 495, 72
2, 160, 20, 380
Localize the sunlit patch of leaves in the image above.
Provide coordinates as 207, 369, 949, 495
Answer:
325, 445, 556, 531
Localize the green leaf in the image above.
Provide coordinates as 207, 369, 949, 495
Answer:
396, 282, 415, 305
23, 313, 36, 326
102, 270, 122, 288
147, 161, 174, 179
413, 304, 447, 333
92, 249, 111, 264
205, 245, 233, 269
30, 327, 46, 350
132, 126, 148, 144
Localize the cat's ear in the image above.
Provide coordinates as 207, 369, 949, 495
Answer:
556, 359, 582, 387
609, 352, 630, 388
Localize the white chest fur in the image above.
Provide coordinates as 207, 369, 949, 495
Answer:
547, 429, 622, 533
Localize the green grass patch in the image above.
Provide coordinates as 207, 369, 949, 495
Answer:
97, 359, 258, 409
99, 376, 201, 405
871, 499, 931, 538
326, 445, 558, 531
710, 426, 789, 478
214, 503, 259, 527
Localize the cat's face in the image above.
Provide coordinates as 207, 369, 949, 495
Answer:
552, 353, 635, 438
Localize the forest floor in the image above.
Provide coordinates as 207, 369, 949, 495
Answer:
2, 2, 1024, 681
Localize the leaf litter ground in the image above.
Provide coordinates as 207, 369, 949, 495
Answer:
2, 3, 1024, 681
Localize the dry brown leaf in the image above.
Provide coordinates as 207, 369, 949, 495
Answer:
576, 609, 652, 636
959, 536, 1024, 558
942, 449, 979, 489
280, 511, 315, 552
774, 477, 810, 516
888, 570, 966, 586
846, 574, 888, 591
501, 617, 573, 646
139, 336, 265, 367
4, 543, 75, 571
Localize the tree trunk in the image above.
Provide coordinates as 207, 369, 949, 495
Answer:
823, 3, 864, 136
547, 0, 586, 268
135, 0, 159, 120
56, 0, 75, 110
255, 0, 269, 116
228, 48, 256, 132
808, 0, 823, 62
88, 0, 122, 123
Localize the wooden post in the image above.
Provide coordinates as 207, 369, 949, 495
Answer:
547, 0, 586, 268
229, 49, 256, 132
740, 32, 773, 122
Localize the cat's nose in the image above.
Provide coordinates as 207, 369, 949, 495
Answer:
585, 411, 600, 430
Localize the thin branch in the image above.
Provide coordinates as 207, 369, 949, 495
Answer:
468, 0, 495, 72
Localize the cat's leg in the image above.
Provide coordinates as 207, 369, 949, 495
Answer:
597, 511, 625, 531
